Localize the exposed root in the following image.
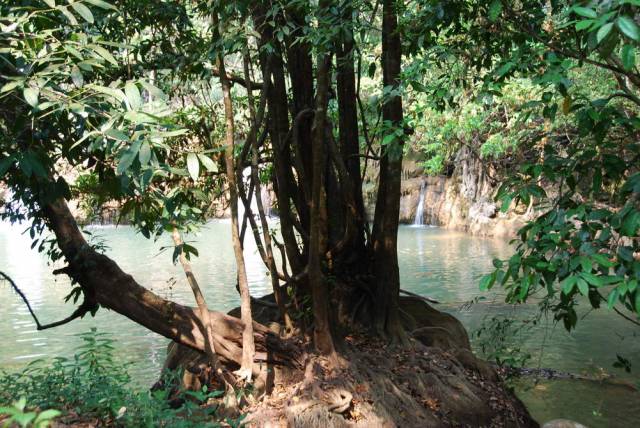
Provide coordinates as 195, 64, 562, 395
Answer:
241, 334, 537, 427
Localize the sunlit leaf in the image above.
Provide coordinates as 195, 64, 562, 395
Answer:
71, 2, 94, 23
187, 153, 199, 181
23, 87, 39, 107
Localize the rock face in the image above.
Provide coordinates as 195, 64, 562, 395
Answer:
366, 147, 528, 238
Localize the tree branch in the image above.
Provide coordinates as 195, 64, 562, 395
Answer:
0, 270, 93, 330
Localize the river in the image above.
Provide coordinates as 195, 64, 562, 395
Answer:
0, 221, 638, 426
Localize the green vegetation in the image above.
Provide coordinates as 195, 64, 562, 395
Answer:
0, 329, 235, 427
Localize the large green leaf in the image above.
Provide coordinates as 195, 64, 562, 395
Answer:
573, 6, 597, 19
84, 0, 118, 10
91, 45, 118, 66
71, 2, 94, 23
621, 44, 636, 70
198, 154, 218, 172
139, 142, 151, 165
56, 5, 78, 25
125, 82, 142, 110
23, 87, 39, 107
70, 66, 84, 87
186, 153, 199, 181
597, 22, 614, 43
617, 16, 639, 41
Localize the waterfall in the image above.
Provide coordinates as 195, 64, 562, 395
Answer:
413, 181, 426, 226
260, 186, 271, 218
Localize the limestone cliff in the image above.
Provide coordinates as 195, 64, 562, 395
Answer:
365, 147, 528, 238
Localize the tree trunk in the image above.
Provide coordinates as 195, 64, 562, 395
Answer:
171, 228, 219, 365
243, 50, 293, 332
370, 0, 408, 344
308, 49, 336, 356
40, 198, 299, 370
336, 5, 366, 254
252, 5, 305, 275
217, 47, 256, 380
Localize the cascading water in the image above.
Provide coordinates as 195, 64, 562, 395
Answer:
260, 186, 271, 218
413, 181, 426, 226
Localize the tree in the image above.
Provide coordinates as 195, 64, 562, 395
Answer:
0, 0, 415, 372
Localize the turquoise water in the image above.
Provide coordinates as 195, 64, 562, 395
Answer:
0, 221, 638, 426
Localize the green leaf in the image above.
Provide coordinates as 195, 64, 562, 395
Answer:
34, 409, 61, 424
187, 153, 199, 181
12, 411, 37, 426
23, 87, 39, 107
139, 142, 151, 165
597, 22, 614, 43
621, 211, 640, 236
117, 141, 141, 175
56, 5, 78, 25
577, 277, 589, 296
580, 256, 592, 273
198, 154, 218, 172
621, 44, 636, 70
91, 45, 118, 66
125, 82, 142, 110
43, 0, 56, 7
71, 2, 94, 23
479, 272, 496, 291
183, 243, 199, 259
1, 80, 23, 93
140, 80, 167, 100
591, 253, 615, 268
71, 65, 84, 87
89, 84, 126, 103
575, 19, 594, 31
581, 272, 604, 287
561, 276, 577, 295
608, 288, 619, 309
573, 6, 597, 19
488, 0, 502, 22
84, 0, 118, 10
0, 156, 14, 176
617, 16, 639, 41
104, 129, 128, 141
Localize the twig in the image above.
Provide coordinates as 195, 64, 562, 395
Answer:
0, 270, 92, 330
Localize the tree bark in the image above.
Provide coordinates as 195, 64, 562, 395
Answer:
336, 4, 366, 254
40, 199, 299, 369
252, 4, 305, 275
217, 45, 256, 380
371, 0, 408, 344
243, 50, 293, 331
171, 227, 219, 365
308, 1, 336, 353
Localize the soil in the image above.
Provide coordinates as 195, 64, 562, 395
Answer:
166, 296, 539, 427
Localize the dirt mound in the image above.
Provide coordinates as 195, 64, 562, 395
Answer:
163, 295, 537, 427
242, 335, 535, 427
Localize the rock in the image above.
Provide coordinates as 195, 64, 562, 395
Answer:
542, 419, 588, 428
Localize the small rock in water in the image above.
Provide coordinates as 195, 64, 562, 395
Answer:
542, 419, 588, 428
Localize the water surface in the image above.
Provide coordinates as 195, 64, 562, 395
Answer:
1, 222, 638, 426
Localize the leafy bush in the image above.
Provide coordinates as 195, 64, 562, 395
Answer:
0, 397, 60, 428
0, 329, 232, 427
